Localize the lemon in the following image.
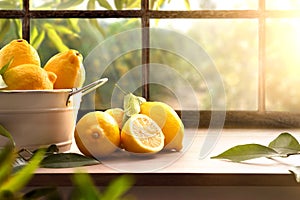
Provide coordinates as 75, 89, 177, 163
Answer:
105, 108, 125, 130
140, 101, 184, 151
74, 111, 120, 158
121, 114, 164, 154
0, 39, 41, 70
44, 49, 85, 89
2, 64, 56, 90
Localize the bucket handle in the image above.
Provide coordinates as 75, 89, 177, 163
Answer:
66, 78, 108, 105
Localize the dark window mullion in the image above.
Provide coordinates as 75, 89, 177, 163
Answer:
141, 0, 150, 100
258, 0, 266, 112
22, 0, 30, 41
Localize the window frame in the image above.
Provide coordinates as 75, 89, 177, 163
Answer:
1, 0, 300, 128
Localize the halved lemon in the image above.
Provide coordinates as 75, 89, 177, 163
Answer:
121, 114, 164, 154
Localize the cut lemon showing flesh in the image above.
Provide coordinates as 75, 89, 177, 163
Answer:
121, 114, 164, 154
140, 101, 184, 151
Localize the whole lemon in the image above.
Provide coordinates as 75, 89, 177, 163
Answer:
74, 111, 120, 158
3, 64, 56, 90
0, 39, 41, 70
44, 49, 85, 89
140, 101, 184, 151
105, 108, 125, 130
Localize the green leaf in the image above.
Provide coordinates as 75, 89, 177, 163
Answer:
12, 19, 21, 38
289, 167, 300, 183
0, 124, 15, 147
268, 132, 300, 155
23, 187, 59, 199
88, 0, 96, 10
71, 173, 102, 200
68, 18, 81, 33
44, 23, 69, 52
40, 153, 100, 168
184, 0, 190, 10
125, 0, 140, 9
57, 0, 84, 9
0, 19, 10, 41
123, 93, 146, 117
101, 175, 134, 200
211, 144, 278, 162
97, 0, 113, 10
0, 1, 16, 9
55, 25, 80, 38
0, 149, 45, 193
31, 30, 45, 50
89, 18, 106, 37
114, 0, 122, 10
0, 145, 16, 186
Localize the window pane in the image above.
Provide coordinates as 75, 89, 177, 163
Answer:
30, 0, 140, 10
0, 19, 21, 44
151, 19, 258, 110
266, 0, 300, 10
266, 19, 300, 112
151, 0, 258, 10
0, 0, 22, 10
31, 18, 141, 110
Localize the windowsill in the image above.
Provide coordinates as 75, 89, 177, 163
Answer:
29, 128, 300, 187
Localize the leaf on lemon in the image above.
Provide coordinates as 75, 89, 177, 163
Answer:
211, 144, 278, 162
123, 93, 146, 117
0, 58, 13, 75
268, 132, 300, 155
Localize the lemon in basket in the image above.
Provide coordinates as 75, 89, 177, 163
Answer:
44, 49, 85, 89
0, 39, 41, 70
3, 63, 56, 90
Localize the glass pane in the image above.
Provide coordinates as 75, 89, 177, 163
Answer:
266, 0, 300, 10
0, 19, 22, 44
150, 19, 258, 110
30, 0, 140, 10
266, 19, 300, 112
151, 0, 258, 10
31, 18, 141, 110
0, 0, 22, 10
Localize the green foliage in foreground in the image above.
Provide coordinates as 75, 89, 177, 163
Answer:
0, 125, 134, 199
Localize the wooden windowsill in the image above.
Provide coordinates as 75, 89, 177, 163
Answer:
29, 128, 300, 187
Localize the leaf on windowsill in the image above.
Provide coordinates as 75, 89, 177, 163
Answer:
289, 167, 300, 183
40, 153, 100, 168
211, 144, 279, 162
268, 132, 300, 156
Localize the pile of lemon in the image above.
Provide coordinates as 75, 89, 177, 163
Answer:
75, 100, 184, 157
0, 39, 85, 90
